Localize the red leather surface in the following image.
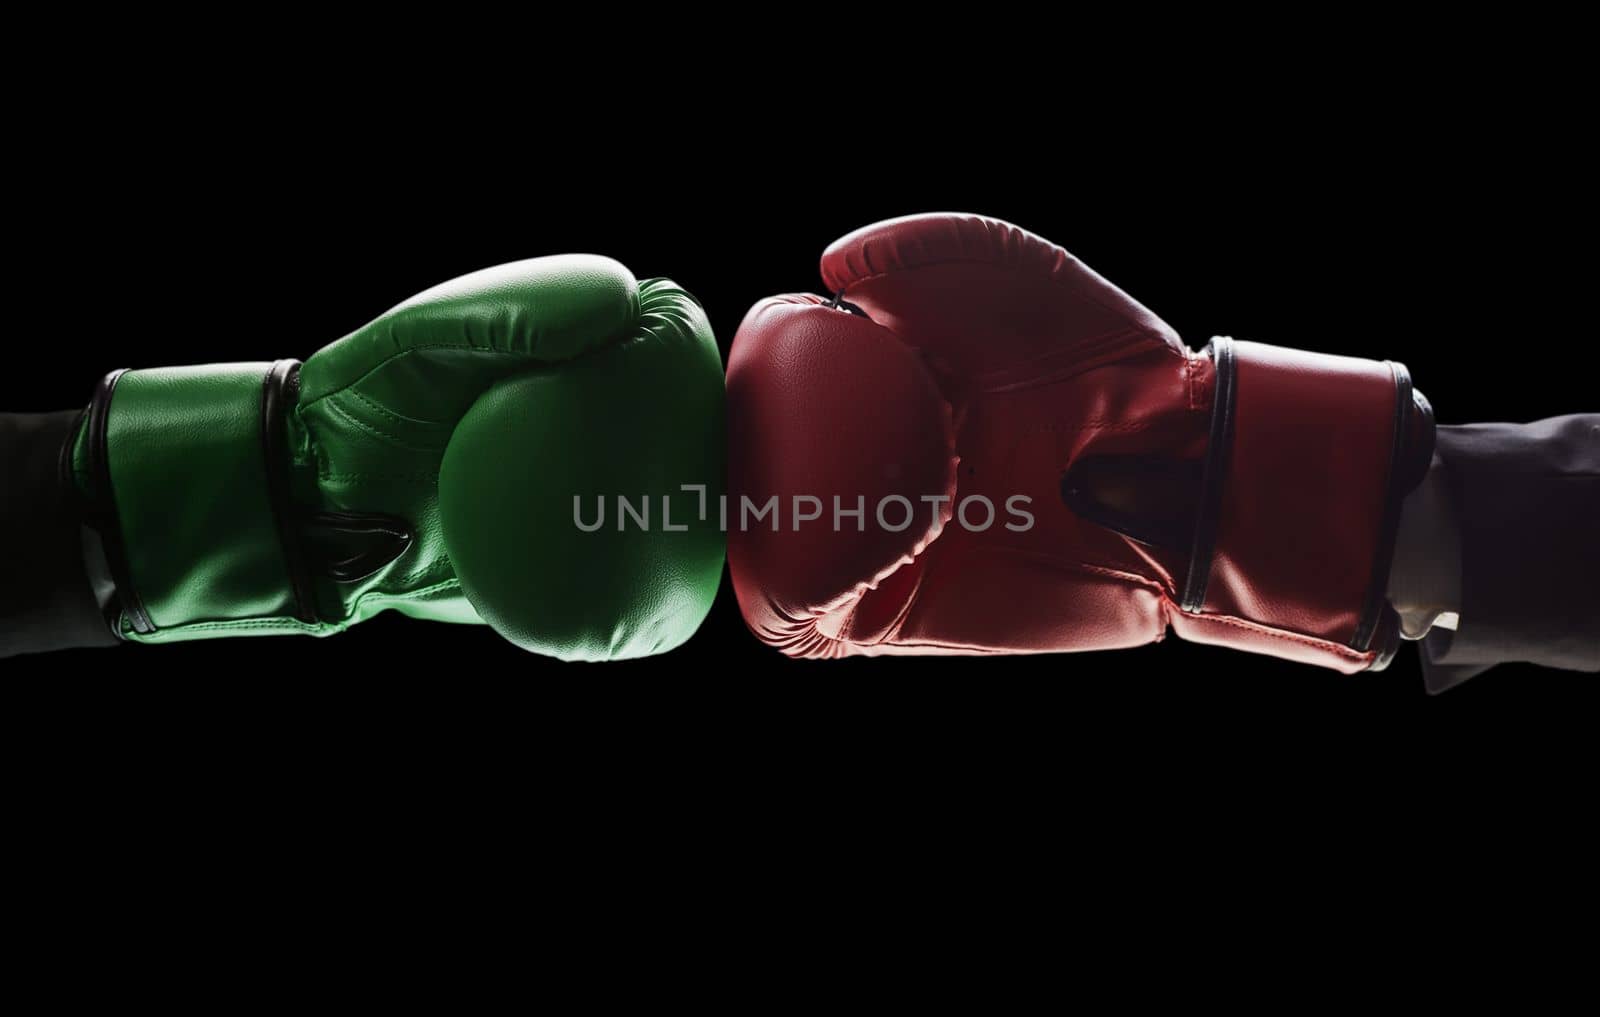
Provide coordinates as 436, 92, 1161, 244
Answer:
727, 213, 1406, 670
1169, 612, 1373, 674
1205, 342, 1399, 644
726, 296, 957, 658
822, 212, 1184, 379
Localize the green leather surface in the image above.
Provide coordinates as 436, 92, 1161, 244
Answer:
440, 279, 724, 660
76, 255, 726, 657
102, 364, 300, 632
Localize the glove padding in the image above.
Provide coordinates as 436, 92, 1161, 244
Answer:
727, 213, 1431, 671
74, 255, 725, 660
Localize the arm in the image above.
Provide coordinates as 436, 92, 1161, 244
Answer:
0, 410, 119, 656
1390, 415, 1600, 692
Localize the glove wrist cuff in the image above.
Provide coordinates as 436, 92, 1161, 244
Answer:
72, 361, 313, 640
1173, 337, 1435, 672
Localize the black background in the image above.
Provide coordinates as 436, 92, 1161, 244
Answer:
3, 107, 1595, 802
0, 49, 1595, 969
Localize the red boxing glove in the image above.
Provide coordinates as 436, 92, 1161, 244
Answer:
726, 213, 1434, 671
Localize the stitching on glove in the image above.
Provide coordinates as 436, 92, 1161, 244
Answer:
393, 559, 455, 585
1070, 561, 1168, 590
321, 398, 439, 453
299, 346, 531, 410
152, 619, 326, 633
1183, 611, 1371, 661
975, 328, 1175, 394
1041, 420, 1154, 433
365, 570, 458, 596
972, 545, 1169, 594
346, 387, 449, 429
837, 259, 1186, 361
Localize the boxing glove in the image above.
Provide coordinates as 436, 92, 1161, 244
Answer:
69, 255, 724, 661
727, 213, 1433, 671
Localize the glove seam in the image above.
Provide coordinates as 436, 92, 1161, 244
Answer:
299, 346, 532, 413
856, 550, 937, 647
389, 561, 455, 585
345, 387, 452, 431
320, 397, 442, 454
136, 618, 329, 634
1071, 560, 1168, 591
966, 544, 1170, 595
151, 576, 465, 633
1179, 610, 1373, 661
973, 331, 1181, 395
353, 571, 458, 601
835, 259, 1185, 361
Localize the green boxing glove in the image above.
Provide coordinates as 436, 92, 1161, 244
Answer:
69, 256, 724, 661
